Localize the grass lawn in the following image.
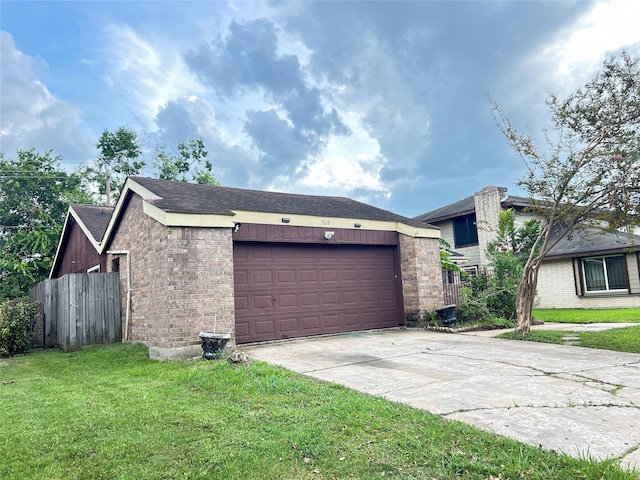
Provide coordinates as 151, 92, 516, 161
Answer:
532, 308, 640, 324
499, 326, 640, 354
1, 344, 636, 479
499, 325, 640, 353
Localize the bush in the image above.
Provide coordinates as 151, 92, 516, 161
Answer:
0, 297, 38, 357
455, 295, 491, 323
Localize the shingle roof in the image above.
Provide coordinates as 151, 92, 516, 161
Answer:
71, 204, 114, 242
131, 177, 428, 228
413, 195, 476, 223
413, 193, 533, 224
545, 228, 640, 259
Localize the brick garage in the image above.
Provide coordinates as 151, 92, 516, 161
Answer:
58, 177, 443, 359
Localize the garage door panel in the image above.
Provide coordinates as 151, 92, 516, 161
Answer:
253, 271, 273, 283
279, 318, 298, 333
300, 270, 317, 282
278, 294, 297, 307
341, 269, 358, 281
302, 315, 321, 331
253, 295, 273, 309
234, 270, 248, 285
344, 312, 362, 327
322, 292, 339, 304
255, 320, 275, 335
235, 296, 248, 310
235, 322, 249, 338
301, 293, 319, 306
321, 269, 338, 281
234, 243, 401, 343
343, 291, 358, 303
277, 270, 296, 283
324, 314, 340, 328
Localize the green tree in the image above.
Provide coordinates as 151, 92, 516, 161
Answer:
480, 210, 540, 321
493, 52, 640, 333
0, 149, 91, 301
153, 139, 219, 185
81, 126, 144, 205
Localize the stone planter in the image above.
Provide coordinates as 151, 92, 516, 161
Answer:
198, 332, 231, 360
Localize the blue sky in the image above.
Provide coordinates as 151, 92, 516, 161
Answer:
1, 1, 639, 217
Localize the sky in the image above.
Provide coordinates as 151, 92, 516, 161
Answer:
1, 1, 639, 218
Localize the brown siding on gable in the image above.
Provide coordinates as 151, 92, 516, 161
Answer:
233, 224, 399, 246
52, 217, 106, 277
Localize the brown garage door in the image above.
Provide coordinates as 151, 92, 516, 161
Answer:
234, 243, 401, 343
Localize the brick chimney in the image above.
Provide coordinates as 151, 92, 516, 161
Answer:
474, 186, 507, 270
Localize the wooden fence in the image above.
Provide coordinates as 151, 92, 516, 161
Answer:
31, 273, 121, 351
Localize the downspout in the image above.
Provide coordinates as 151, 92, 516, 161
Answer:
107, 250, 131, 341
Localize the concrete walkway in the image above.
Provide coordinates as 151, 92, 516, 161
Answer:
241, 328, 640, 471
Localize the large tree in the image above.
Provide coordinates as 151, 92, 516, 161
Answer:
81, 126, 144, 206
0, 149, 92, 301
494, 52, 640, 334
153, 139, 219, 185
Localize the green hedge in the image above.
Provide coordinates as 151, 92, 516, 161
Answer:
0, 297, 38, 357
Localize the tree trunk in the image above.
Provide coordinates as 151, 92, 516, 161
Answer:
515, 257, 540, 334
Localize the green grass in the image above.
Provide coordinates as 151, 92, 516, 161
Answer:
1, 345, 636, 479
499, 326, 640, 354
499, 330, 566, 345
578, 326, 640, 354
533, 308, 640, 324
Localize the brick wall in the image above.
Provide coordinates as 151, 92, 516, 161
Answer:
108, 194, 235, 357
399, 234, 443, 321
537, 258, 640, 308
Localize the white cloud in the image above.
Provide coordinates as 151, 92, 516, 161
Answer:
274, 110, 390, 198
100, 24, 206, 127
0, 31, 92, 165
534, 0, 640, 93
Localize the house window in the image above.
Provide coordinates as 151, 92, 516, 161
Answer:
112, 257, 120, 273
87, 265, 100, 273
582, 255, 628, 293
453, 214, 478, 248
462, 265, 479, 276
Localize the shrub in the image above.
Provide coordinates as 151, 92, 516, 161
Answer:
0, 297, 38, 357
456, 292, 491, 323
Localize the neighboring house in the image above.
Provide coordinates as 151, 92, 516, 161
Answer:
50, 204, 114, 277
51, 177, 443, 359
414, 185, 640, 309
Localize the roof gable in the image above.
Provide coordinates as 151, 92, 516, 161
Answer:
49, 204, 114, 278
70, 204, 114, 243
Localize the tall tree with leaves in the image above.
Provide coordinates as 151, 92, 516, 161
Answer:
81, 126, 144, 205
153, 139, 219, 185
0, 149, 92, 301
493, 52, 640, 334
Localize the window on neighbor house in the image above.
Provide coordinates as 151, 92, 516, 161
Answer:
462, 265, 479, 276
582, 255, 628, 293
453, 213, 478, 248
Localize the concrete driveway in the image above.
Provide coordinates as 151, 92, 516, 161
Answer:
241, 328, 640, 471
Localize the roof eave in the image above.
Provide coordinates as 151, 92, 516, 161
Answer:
543, 245, 640, 261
